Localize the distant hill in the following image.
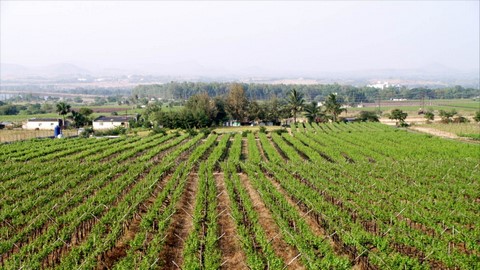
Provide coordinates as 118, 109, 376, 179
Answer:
1, 63, 91, 79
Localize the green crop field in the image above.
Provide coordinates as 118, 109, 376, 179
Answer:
0, 123, 478, 269
348, 98, 480, 116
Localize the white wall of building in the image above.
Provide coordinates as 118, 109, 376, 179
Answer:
23, 121, 58, 130
93, 121, 128, 130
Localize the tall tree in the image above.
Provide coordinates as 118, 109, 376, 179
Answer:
226, 84, 249, 121
324, 93, 345, 122
184, 92, 218, 127
304, 101, 324, 123
264, 95, 283, 124
56, 102, 71, 128
389, 109, 408, 126
70, 110, 89, 128
247, 101, 265, 123
287, 88, 304, 124
439, 109, 457, 123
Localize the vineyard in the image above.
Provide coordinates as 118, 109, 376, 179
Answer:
0, 122, 479, 269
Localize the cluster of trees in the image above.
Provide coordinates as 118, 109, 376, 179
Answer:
0, 101, 57, 115
133, 85, 357, 129
133, 82, 479, 103
55, 102, 93, 128
136, 84, 291, 129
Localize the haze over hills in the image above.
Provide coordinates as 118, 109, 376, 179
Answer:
1, 62, 479, 88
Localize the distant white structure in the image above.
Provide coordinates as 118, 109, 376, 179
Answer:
93, 116, 134, 130
23, 118, 65, 130
224, 120, 241, 127
367, 81, 401, 89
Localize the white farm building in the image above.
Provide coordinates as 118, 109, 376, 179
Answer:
23, 118, 66, 130
93, 116, 134, 130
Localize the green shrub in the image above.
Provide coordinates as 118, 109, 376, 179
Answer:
94, 126, 127, 136
186, 128, 198, 136
242, 130, 252, 137
200, 127, 212, 136
151, 126, 167, 135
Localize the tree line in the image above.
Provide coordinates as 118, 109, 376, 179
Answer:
132, 82, 479, 102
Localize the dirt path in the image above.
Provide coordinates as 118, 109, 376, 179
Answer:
409, 126, 459, 139
238, 173, 305, 270
213, 173, 247, 269
158, 172, 199, 269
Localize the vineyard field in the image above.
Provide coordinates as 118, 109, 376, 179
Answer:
0, 122, 479, 269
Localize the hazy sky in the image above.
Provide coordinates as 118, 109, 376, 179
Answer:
1, 1, 479, 76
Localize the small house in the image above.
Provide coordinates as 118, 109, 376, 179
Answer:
93, 116, 134, 130
23, 118, 66, 130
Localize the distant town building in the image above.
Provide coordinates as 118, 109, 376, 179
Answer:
93, 116, 134, 130
367, 81, 401, 89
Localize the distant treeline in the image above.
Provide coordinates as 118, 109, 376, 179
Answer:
0, 85, 132, 96
132, 82, 479, 103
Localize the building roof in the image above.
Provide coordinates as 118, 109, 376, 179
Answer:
93, 116, 135, 122
27, 118, 61, 122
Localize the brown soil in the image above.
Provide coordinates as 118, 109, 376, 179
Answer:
255, 137, 268, 162
391, 242, 449, 270
213, 173, 248, 269
157, 171, 199, 269
238, 173, 305, 270
240, 138, 248, 161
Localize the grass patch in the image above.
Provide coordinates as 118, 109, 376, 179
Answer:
458, 133, 480, 140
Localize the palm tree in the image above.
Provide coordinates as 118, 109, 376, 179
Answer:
56, 102, 71, 128
287, 89, 304, 124
324, 93, 345, 122
304, 101, 323, 123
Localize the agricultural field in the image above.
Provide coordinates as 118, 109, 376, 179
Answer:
347, 98, 479, 117
0, 123, 478, 269
412, 123, 480, 140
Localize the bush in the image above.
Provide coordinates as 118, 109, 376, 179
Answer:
80, 127, 94, 138
200, 127, 212, 136
453, 116, 469, 123
424, 111, 435, 121
94, 126, 127, 136
259, 126, 267, 134
274, 129, 288, 135
439, 109, 457, 123
358, 111, 380, 122
186, 128, 198, 136
242, 130, 252, 137
151, 126, 167, 135
474, 111, 480, 122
